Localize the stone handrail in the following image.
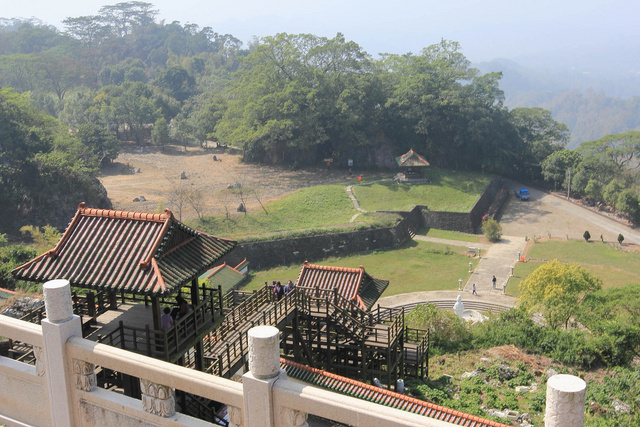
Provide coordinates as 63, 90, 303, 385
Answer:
0, 279, 586, 427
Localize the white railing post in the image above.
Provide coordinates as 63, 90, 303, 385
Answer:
545, 374, 586, 427
41, 279, 83, 426
242, 325, 291, 427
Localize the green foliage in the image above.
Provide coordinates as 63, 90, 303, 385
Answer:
540, 149, 581, 190
583, 230, 591, 241
618, 233, 624, 244
481, 218, 502, 242
519, 260, 601, 329
19, 225, 61, 253
603, 179, 625, 206
0, 87, 106, 232
510, 107, 569, 178
616, 189, 640, 223
584, 179, 603, 200
76, 124, 120, 165
0, 241, 37, 290
405, 303, 471, 353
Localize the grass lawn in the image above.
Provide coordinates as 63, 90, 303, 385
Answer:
423, 228, 482, 243
191, 184, 391, 238
242, 240, 480, 296
353, 169, 493, 212
506, 239, 640, 297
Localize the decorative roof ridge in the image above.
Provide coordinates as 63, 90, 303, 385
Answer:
173, 220, 237, 243
79, 203, 173, 223
302, 261, 365, 274
280, 358, 509, 427
139, 210, 175, 268
202, 263, 227, 280
149, 258, 167, 294
44, 203, 87, 258
0, 287, 17, 295
233, 258, 248, 271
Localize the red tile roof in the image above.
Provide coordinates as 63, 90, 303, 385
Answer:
295, 261, 389, 310
395, 148, 431, 167
12, 204, 236, 296
281, 359, 509, 427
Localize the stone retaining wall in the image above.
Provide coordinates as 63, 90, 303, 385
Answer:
239, 177, 504, 270
240, 219, 412, 269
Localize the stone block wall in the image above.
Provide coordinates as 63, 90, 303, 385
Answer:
239, 220, 412, 269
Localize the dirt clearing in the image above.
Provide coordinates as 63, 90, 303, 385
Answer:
99, 145, 353, 221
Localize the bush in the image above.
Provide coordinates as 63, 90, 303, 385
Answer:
482, 218, 502, 242
406, 303, 471, 353
583, 230, 591, 241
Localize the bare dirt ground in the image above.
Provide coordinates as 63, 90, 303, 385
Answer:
99, 144, 357, 220
500, 180, 640, 246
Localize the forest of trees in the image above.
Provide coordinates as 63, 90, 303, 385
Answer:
2, 1, 640, 231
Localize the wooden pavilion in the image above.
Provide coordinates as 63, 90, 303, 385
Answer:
12, 203, 237, 367
395, 148, 430, 179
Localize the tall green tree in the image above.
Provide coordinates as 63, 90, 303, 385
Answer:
519, 260, 602, 329
510, 107, 569, 178
215, 32, 378, 165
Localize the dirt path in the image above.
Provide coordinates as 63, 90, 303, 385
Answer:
99, 145, 355, 221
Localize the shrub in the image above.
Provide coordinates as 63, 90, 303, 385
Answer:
583, 230, 591, 241
618, 233, 624, 244
482, 218, 502, 242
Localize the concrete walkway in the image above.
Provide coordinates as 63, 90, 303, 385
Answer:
377, 234, 523, 309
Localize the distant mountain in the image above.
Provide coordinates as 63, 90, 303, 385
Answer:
476, 58, 640, 148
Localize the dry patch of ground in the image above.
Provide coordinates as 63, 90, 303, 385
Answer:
99, 144, 359, 221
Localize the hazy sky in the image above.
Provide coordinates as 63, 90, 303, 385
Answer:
1, 0, 639, 63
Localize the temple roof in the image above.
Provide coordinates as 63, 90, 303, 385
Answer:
281, 359, 509, 427
395, 148, 430, 168
12, 204, 237, 296
295, 261, 388, 310
199, 259, 248, 293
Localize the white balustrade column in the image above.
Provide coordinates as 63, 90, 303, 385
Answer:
545, 374, 586, 427
41, 279, 83, 427
242, 325, 283, 427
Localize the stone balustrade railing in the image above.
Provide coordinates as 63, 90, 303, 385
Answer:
0, 279, 586, 427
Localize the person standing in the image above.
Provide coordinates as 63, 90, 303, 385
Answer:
472, 283, 477, 296
161, 307, 174, 329
492, 275, 497, 289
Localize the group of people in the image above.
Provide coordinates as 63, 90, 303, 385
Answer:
270, 280, 295, 301
160, 295, 193, 330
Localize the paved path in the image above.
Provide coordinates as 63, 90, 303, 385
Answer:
345, 178, 394, 222
377, 235, 522, 309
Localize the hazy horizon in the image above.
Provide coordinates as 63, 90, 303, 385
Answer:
1, 0, 639, 67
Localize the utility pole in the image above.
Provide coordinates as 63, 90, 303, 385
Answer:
566, 167, 571, 199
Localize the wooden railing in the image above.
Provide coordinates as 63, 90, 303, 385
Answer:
97, 290, 219, 361
17, 290, 110, 330
404, 327, 429, 378
204, 288, 297, 377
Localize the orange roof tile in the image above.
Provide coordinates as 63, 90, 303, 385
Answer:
295, 261, 388, 310
12, 203, 236, 296
280, 359, 509, 427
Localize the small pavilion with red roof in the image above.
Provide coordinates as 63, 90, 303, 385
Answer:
395, 148, 431, 179
295, 261, 389, 311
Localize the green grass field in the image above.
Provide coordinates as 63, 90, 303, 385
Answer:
353, 169, 493, 212
423, 228, 482, 243
506, 239, 640, 297
191, 169, 488, 239
192, 184, 390, 238
243, 240, 480, 296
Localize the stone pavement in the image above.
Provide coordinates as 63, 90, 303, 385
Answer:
377, 234, 523, 309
